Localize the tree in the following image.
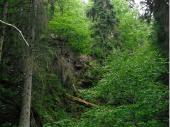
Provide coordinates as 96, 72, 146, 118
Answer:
18, 0, 46, 126
87, 0, 117, 57
152, 0, 169, 56
140, 0, 169, 56
18, 53, 33, 127
0, 0, 8, 61
18, 1, 35, 126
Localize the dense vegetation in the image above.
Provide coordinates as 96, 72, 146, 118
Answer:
0, 0, 169, 127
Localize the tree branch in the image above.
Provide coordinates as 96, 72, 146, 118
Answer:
0, 19, 29, 47
65, 94, 97, 108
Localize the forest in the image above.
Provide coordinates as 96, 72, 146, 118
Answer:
0, 0, 169, 127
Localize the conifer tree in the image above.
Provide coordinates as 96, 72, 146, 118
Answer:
87, 0, 117, 57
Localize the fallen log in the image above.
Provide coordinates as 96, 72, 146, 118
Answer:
65, 94, 97, 108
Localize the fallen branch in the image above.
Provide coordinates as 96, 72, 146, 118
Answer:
65, 94, 97, 108
0, 19, 29, 47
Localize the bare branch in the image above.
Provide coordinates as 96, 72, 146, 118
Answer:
65, 94, 97, 108
0, 19, 29, 47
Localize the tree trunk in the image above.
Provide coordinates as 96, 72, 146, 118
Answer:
0, 0, 8, 61
18, 0, 45, 126
18, 0, 37, 126
18, 54, 33, 127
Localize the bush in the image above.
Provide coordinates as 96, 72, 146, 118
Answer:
96, 43, 167, 104
112, 0, 152, 50
75, 104, 168, 127
49, 0, 92, 54
79, 42, 168, 127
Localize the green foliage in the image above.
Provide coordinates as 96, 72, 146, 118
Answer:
0, 123, 17, 127
0, 0, 168, 126
83, 43, 167, 103
113, 0, 152, 49
75, 104, 168, 127
49, 0, 92, 54
88, 0, 117, 57
43, 119, 77, 127
78, 0, 168, 126
33, 73, 65, 123
31, 37, 71, 123
49, 41, 168, 127
140, 0, 169, 56
96, 43, 166, 103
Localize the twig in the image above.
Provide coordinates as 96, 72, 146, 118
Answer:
0, 19, 29, 47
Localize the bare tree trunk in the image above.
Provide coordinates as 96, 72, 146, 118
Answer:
18, 54, 33, 127
0, 0, 8, 61
19, 0, 45, 126
19, 3, 34, 126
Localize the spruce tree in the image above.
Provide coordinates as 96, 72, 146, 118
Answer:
88, 0, 117, 57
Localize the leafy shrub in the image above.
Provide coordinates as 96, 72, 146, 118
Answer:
96, 43, 167, 104
79, 0, 168, 126
49, 0, 92, 54
75, 103, 168, 127
113, 0, 152, 50
80, 40, 168, 127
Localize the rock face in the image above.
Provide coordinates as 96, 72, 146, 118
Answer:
51, 38, 93, 93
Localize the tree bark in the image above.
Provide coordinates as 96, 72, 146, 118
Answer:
0, 0, 8, 61
18, 0, 45, 126
18, 55, 33, 127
